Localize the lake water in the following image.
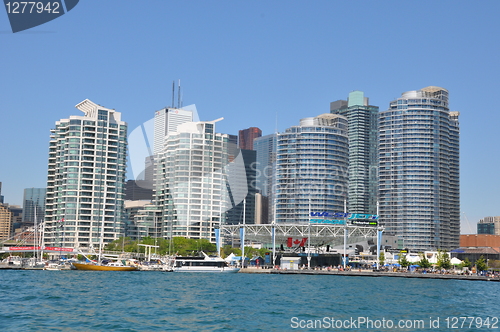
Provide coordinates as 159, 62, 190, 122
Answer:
1, 270, 499, 331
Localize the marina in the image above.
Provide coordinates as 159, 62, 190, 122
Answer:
1, 270, 499, 331
2, 259, 498, 281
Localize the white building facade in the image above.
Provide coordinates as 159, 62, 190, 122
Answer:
44, 99, 127, 249
153, 108, 193, 154
154, 119, 229, 242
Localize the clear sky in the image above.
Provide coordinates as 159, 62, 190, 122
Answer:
1, 1, 499, 233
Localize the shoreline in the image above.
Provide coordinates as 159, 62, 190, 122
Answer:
239, 268, 500, 281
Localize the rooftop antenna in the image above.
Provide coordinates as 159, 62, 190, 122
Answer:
177, 79, 181, 109
171, 81, 175, 108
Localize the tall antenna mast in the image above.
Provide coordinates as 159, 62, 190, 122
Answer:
171, 81, 175, 108
275, 112, 278, 134
177, 79, 181, 109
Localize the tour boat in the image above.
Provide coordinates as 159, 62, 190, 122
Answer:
172, 253, 240, 273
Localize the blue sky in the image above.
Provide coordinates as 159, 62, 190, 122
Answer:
1, 1, 499, 232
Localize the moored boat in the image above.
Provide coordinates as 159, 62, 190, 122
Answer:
173, 253, 240, 273
72, 262, 138, 271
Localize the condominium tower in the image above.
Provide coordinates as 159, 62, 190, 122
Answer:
330, 91, 379, 215
44, 99, 128, 249
275, 114, 349, 223
154, 119, 229, 242
379, 86, 460, 250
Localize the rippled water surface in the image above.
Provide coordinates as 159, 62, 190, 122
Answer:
1, 271, 499, 331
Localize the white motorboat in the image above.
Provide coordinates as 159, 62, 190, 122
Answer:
173, 253, 240, 273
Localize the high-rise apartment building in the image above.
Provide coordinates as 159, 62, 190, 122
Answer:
238, 127, 262, 150
124, 201, 162, 240
154, 119, 229, 242
275, 114, 349, 224
254, 134, 277, 223
331, 91, 379, 215
44, 99, 128, 249
0, 203, 12, 240
379, 86, 460, 251
22, 188, 46, 226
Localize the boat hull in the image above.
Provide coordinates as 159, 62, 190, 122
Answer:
173, 267, 240, 273
72, 263, 138, 271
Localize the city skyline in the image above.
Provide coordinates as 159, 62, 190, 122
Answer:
1, 1, 499, 232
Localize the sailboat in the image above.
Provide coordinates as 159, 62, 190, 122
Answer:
24, 206, 46, 270
72, 195, 137, 271
72, 261, 137, 271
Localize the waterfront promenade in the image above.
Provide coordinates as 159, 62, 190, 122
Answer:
239, 268, 500, 281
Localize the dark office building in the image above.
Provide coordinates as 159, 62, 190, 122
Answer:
125, 180, 153, 201
238, 127, 262, 150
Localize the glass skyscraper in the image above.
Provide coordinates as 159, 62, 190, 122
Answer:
44, 99, 128, 249
22, 188, 46, 226
254, 134, 277, 223
225, 149, 257, 225
379, 86, 460, 250
275, 114, 349, 224
330, 91, 379, 215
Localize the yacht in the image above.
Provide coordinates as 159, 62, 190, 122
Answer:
173, 253, 240, 273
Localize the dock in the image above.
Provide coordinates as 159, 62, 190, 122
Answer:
239, 268, 500, 281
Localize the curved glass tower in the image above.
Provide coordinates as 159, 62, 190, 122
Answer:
275, 114, 349, 224
379, 86, 460, 250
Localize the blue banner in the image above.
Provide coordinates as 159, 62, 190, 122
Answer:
214, 228, 221, 256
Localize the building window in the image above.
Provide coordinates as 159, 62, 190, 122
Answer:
98, 110, 108, 121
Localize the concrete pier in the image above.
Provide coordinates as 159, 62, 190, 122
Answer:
239, 268, 500, 281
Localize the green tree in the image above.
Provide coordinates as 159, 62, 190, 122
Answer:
475, 255, 487, 272
379, 251, 385, 266
221, 245, 269, 259
462, 257, 472, 269
436, 250, 452, 270
222, 245, 240, 257
398, 254, 410, 268
105, 237, 136, 252
417, 253, 432, 268
104, 236, 218, 257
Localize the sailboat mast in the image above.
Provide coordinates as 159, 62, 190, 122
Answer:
98, 187, 106, 264
33, 204, 37, 261
241, 198, 246, 268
